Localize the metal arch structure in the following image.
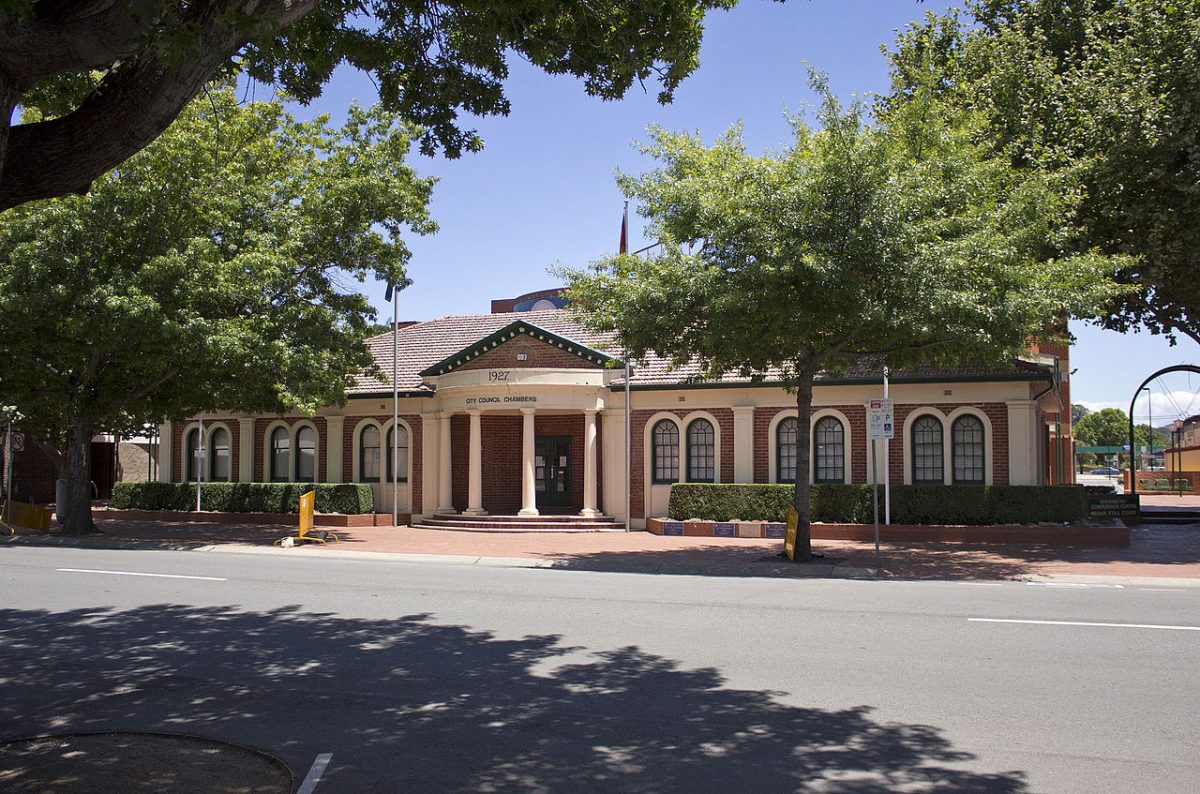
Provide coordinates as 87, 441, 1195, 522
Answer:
1127, 364, 1200, 495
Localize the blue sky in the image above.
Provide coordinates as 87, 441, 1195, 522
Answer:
288, 0, 1198, 422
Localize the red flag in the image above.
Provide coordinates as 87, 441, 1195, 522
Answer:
619, 202, 628, 254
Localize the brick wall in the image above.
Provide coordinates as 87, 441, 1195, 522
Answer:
629, 407, 735, 520
339, 415, 424, 506
455, 337, 602, 372
886, 403, 1009, 486
753, 406, 867, 484
171, 418, 241, 482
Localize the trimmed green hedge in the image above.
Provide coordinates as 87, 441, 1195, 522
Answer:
111, 482, 374, 515
668, 483, 1087, 525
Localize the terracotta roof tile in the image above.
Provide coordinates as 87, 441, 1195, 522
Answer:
351, 309, 1052, 394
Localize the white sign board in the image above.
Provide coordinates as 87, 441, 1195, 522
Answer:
868, 399, 894, 439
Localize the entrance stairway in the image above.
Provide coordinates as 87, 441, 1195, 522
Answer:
412, 513, 626, 533
1139, 506, 1200, 525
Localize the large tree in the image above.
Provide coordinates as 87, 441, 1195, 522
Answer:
560, 80, 1121, 561
886, 0, 1200, 345
0, 88, 435, 535
0, 0, 735, 212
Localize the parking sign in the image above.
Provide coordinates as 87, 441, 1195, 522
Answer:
868, 399, 894, 439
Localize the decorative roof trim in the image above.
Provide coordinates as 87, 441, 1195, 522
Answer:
609, 370, 1053, 392
418, 321, 617, 377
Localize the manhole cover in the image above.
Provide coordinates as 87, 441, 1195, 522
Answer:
0, 732, 291, 793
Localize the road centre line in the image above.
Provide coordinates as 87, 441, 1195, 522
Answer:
1137, 588, 1188, 592
969, 618, 1200, 631
297, 753, 333, 794
56, 568, 227, 582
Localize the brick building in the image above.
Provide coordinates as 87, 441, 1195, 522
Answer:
157, 290, 1073, 528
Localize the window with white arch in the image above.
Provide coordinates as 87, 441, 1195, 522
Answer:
813, 416, 845, 483
652, 419, 680, 484
911, 415, 944, 484
185, 428, 202, 482
269, 427, 290, 482
686, 418, 715, 483
386, 425, 410, 483
295, 426, 317, 483
209, 427, 231, 482
952, 415, 985, 485
359, 425, 381, 483
776, 417, 799, 483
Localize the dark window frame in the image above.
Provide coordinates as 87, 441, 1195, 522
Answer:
686, 418, 716, 483
269, 426, 290, 483
911, 414, 945, 485
294, 425, 317, 483
777, 416, 799, 484
359, 424, 381, 483
385, 425, 410, 484
185, 428, 201, 482
651, 419, 680, 484
813, 415, 845, 484
209, 427, 230, 483
951, 414, 986, 485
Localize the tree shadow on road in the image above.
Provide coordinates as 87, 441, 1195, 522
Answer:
0, 604, 1026, 791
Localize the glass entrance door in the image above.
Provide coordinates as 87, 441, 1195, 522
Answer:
535, 436, 572, 507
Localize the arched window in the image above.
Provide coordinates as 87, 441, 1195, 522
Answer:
269, 427, 290, 482
686, 418, 715, 483
777, 417, 799, 483
651, 420, 679, 484
813, 416, 845, 483
359, 425, 381, 482
185, 428, 201, 482
295, 426, 316, 482
209, 427, 230, 482
952, 415, 985, 485
912, 415, 944, 484
386, 425, 410, 483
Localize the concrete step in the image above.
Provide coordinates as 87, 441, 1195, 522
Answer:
412, 521, 625, 533
429, 513, 616, 523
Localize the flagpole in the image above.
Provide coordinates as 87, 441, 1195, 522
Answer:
391, 283, 399, 529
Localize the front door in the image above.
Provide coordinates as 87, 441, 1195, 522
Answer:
535, 436, 572, 507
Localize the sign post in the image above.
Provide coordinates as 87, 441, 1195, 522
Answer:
867, 399, 894, 560
784, 507, 799, 561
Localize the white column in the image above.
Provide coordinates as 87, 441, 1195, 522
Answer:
238, 418, 255, 482
421, 413, 438, 517
437, 412, 455, 513
324, 416, 343, 483
581, 409, 599, 517
519, 408, 538, 516
464, 409, 486, 515
601, 408, 626, 521
157, 422, 173, 483
1008, 401, 1038, 486
732, 406, 754, 483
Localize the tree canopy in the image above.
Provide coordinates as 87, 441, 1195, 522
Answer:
1075, 408, 1166, 448
885, 0, 1200, 346
561, 79, 1122, 560
0, 88, 436, 534
0, 0, 736, 211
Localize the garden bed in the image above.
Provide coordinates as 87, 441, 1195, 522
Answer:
93, 508, 409, 527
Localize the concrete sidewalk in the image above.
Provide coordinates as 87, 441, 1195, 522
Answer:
8, 512, 1200, 585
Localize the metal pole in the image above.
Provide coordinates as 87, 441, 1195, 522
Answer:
392, 288, 399, 528
196, 413, 204, 511
625, 358, 632, 531
871, 438, 879, 560
5, 422, 12, 519
883, 367, 890, 525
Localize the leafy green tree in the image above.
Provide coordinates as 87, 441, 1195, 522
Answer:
1071, 403, 1090, 425
560, 80, 1121, 560
0, 0, 735, 211
0, 88, 435, 535
886, 0, 1200, 346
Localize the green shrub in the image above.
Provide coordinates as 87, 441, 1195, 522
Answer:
110, 482, 374, 514
668, 483, 1086, 524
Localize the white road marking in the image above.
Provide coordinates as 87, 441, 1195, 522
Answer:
1137, 588, 1188, 592
958, 582, 1004, 587
297, 753, 333, 794
1025, 581, 1124, 589
969, 618, 1200, 631
56, 568, 227, 582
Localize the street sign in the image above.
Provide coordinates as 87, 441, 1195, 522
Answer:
784, 507, 798, 561
868, 399, 894, 439
10, 432, 24, 452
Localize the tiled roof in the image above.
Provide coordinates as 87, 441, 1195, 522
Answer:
351, 309, 1052, 395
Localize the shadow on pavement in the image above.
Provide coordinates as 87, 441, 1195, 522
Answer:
0, 605, 1027, 791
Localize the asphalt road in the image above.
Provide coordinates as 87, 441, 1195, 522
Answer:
1, 545, 1197, 793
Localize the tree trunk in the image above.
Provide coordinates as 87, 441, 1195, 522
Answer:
791, 363, 817, 562
61, 419, 97, 536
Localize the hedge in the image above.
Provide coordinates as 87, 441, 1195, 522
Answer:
668, 483, 1087, 525
111, 482, 374, 515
